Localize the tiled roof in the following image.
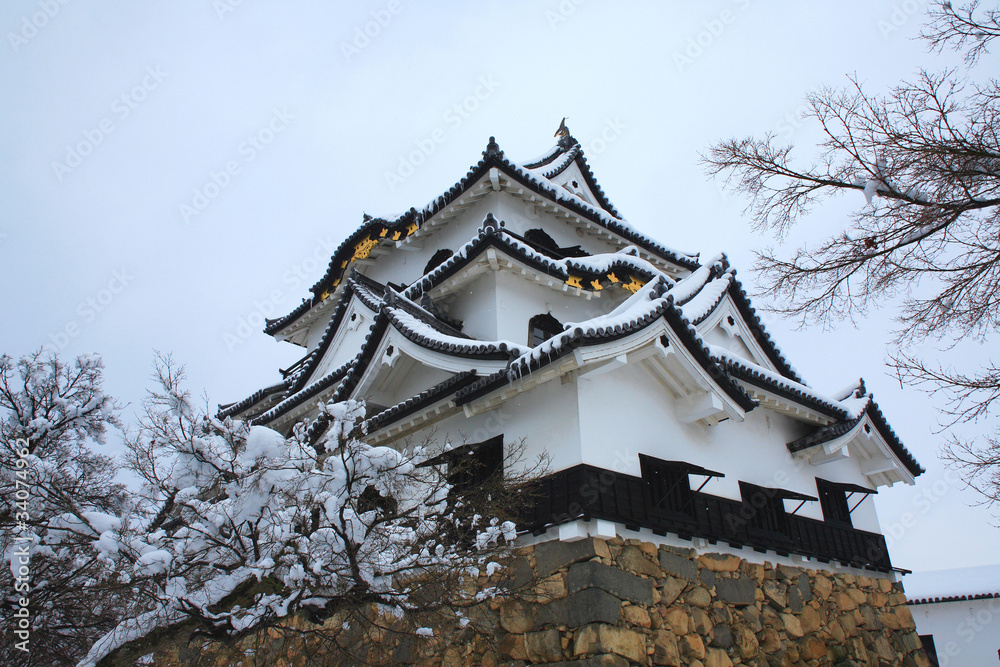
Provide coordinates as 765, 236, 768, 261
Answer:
366, 370, 479, 433
265, 135, 699, 337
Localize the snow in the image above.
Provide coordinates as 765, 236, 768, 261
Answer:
709, 345, 843, 413
903, 564, 1000, 601
244, 425, 286, 460
136, 550, 173, 576
679, 272, 734, 323
388, 306, 525, 356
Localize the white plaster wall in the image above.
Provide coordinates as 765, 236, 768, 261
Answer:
496, 189, 622, 258
493, 270, 623, 347
574, 362, 885, 533
366, 194, 497, 289
395, 376, 583, 475
910, 598, 1000, 666
310, 299, 377, 379
443, 272, 498, 341
365, 357, 453, 410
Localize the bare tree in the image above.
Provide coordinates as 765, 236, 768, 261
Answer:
703, 2, 1000, 506
82, 356, 543, 667
0, 351, 130, 667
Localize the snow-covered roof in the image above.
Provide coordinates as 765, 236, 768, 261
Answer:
263, 131, 700, 338
904, 564, 1000, 604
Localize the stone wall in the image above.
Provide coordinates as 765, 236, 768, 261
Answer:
153, 537, 931, 666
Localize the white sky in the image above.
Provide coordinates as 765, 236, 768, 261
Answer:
2, 1, 998, 574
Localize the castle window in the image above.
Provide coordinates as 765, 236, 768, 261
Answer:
524, 228, 589, 259
639, 455, 724, 520
739, 482, 816, 537
528, 313, 563, 347
423, 248, 453, 276
816, 478, 876, 527
418, 435, 504, 498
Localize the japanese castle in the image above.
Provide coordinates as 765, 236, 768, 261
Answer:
221, 123, 923, 575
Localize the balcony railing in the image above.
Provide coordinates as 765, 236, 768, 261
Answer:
520, 464, 892, 572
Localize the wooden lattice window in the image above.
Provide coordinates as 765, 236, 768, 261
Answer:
528, 313, 563, 347
816, 478, 876, 528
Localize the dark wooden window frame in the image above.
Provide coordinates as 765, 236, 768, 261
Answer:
816, 478, 877, 527
528, 313, 564, 347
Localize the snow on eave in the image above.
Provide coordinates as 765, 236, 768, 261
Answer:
266, 137, 701, 337
218, 380, 289, 420
783, 390, 924, 479
365, 369, 479, 436
904, 564, 1000, 604
280, 273, 383, 395
711, 346, 847, 421
250, 360, 353, 427
403, 218, 667, 302
455, 288, 755, 413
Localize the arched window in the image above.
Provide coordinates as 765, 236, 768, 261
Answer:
524, 228, 588, 259
528, 313, 563, 347
423, 248, 453, 276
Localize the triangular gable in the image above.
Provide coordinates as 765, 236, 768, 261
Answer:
454, 293, 757, 428
787, 394, 924, 486
265, 134, 700, 339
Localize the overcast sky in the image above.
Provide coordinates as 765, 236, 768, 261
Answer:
2, 1, 998, 576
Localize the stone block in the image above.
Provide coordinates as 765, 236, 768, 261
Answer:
535, 539, 603, 579
732, 624, 759, 659
662, 607, 690, 635
622, 604, 651, 629
686, 585, 712, 608
660, 576, 686, 606
715, 576, 756, 606
567, 561, 653, 604
525, 629, 563, 663
813, 574, 833, 600
704, 647, 734, 667
797, 573, 812, 602
709, 624, 732, 649
618, 545, 661, 577
546, 656, 629, 667
652, 630, 682, 666
659, 549, 699, 581
787, 584, 803, 612
780, 613, 804, 638
500, 599, 535, 634
573, 623, 648, 663
691, 607, 714, 635
799, 605, 822, 634
534, 588, 622, 630
700, 567, 717, 589
762, 580, 787, 609
700, 553, 743, 572
679, 633, 706, 660
509, 555, 534, 591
